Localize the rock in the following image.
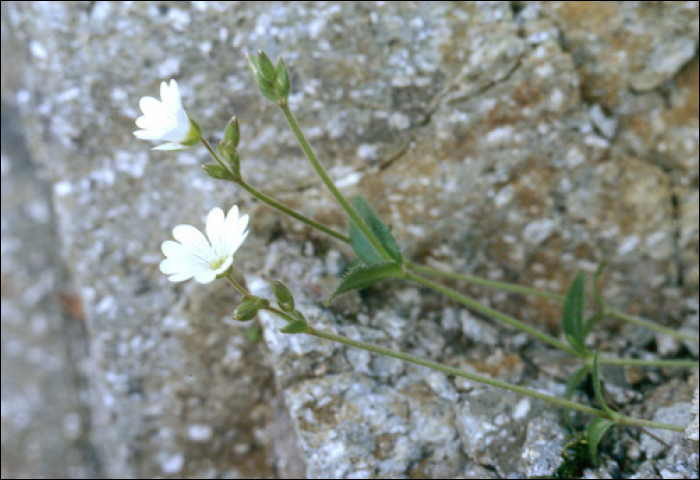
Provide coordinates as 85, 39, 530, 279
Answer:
641, 403, 692, 459
519, 411, 568, 477
686, 387, 699, 443
2, 0, 698, 477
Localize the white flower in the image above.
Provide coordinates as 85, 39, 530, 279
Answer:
160, 205, 249, 284
134, 79, 201, 150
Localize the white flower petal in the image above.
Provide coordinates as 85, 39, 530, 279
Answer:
168, 271, 195, 283
172, 225, 211, 255
134, 129, 170, 140
206, 207, 225, 254
139, 96, 167, 118
136, 114, 174, 131
161, 240, 187, 258
194, 269, 217, 284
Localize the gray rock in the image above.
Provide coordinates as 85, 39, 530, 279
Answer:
641, 403, 692, 459
2, 0, 698, 478
519, 411, 568, 477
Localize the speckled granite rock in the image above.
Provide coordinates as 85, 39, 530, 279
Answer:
2, 1, 698, 478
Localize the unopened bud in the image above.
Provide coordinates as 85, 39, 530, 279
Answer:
273, 281, 295, 312
234, 298, 261, 321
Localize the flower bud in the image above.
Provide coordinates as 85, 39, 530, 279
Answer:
235, 298, 261, 321
273, 281, 295, 312
246, 51, 292, 104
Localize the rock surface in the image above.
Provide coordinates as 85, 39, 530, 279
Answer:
1, 1, 698, 478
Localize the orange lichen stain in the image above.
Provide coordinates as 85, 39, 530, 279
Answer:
59, 291, 86, 321
469, 353, 523, 377
552, 1, 621, 28
667, 54, 699, 126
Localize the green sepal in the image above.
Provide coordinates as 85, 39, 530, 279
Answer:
224, 116, 240, 148
563, 365, 591, 429
586, 417, 614, 464
202, 163, 235, 181
273, 281, 295, 313
257, 51, 277, 83
181, 115, 202, 146
591, 350, 615, 417
348, 196, 403, 265
562, 271, 587, 354
279, 320, 308, 334
328, 262, 404, 304
274, 57, 291, 100
234, 298, 261, 321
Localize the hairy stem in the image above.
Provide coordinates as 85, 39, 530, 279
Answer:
406, 261, 565, 302
280, 103, 393, 261
406, 271, 578, 355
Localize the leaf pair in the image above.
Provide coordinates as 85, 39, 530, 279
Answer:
328, 196, 404, 303
564, 352, 617, 464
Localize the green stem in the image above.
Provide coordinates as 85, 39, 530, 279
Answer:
226, 275, 249, 296
305, 326, 605, 418
201, 137, 228, 170
607, 309, 699, 345
617, 415, 686, 432
406, 271, 579, 355
279, 103, 393, 261
406, 262, 565, 302
406, 262, 698, 347
597, 357, 698, 368
236, 179, 350, 243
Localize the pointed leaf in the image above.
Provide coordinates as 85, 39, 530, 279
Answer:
586, 417, 614, 464
563, 365, 591, 429
349, 221, 385, 264
592, 260, 608, 309
562, 271, 587, 353
582, 312, 606, 338
328, 262, 404, 304
279, 320, 308, 334
349, 196, 403, 264
591, 350, 615, 416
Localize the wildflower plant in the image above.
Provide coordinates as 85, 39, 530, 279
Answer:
136, 52, 698, 463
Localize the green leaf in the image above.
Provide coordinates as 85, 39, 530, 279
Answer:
563, 365, 591, 429
592, 260, 608, 309
582, 312, 606, 338
328, 262, 404, 304
586, 417, 614, 464
202, 164, 235, 181
279, 320, 308, 334
591, 350, 615, 417
348, 196, 403, 264
562, 271, 587, 353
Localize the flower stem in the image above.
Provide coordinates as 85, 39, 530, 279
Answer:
201, 137, 227, 170
616, 415, 686, 432
406, 262, 698, 346
597, 357, 698, 368
235, 179, 350, 243
305, 326, 605, 419
405, 271, 579, 355
279, 103, 393, 262
405, 261, 565, 302
226, 275, 249, 296
606, 309, 699, 345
